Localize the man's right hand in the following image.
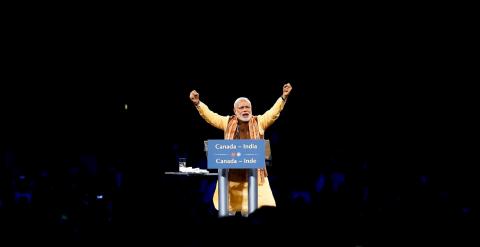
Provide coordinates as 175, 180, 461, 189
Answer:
190, 90, 200, 105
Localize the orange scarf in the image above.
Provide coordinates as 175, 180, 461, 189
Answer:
224, 116, 267, 184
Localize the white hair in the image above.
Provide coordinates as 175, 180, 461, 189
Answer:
234, 97, 251, 109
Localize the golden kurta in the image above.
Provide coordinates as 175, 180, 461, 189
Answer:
195, 97, 286, 214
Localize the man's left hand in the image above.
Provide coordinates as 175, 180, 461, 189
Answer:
282, 83, 292, 98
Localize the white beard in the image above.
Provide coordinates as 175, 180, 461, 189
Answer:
238, 114, 252, 122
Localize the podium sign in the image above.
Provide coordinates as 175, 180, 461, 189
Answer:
207, 139, 265, 169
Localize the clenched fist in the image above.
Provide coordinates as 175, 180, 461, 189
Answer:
190, 90, 200, 105
282, 83, 292, 98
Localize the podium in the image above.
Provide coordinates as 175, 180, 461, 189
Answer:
205, 139, 267, 217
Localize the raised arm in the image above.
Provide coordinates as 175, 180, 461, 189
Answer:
190, 90, 229, 131
258, 83, 292, 130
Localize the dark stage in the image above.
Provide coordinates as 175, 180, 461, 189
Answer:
1, 78, 476, 245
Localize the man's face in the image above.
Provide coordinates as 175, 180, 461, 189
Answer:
234, 99, 252, 122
